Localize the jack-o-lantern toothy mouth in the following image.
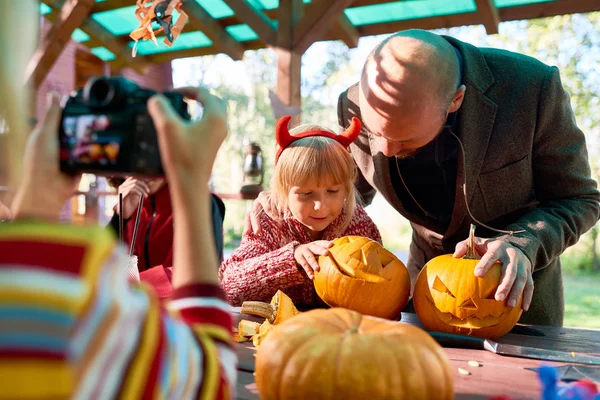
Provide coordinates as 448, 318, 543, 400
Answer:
426, 297, 506, 329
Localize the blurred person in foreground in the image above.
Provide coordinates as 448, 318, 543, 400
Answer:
0, 1, 236, 397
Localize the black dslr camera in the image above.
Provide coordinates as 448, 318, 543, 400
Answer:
59, 76, 190, 177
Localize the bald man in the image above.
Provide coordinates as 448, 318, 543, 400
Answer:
338, 29, 600, 326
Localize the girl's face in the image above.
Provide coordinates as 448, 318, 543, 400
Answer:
145, 178, 166, 194
287, 180, 346, 237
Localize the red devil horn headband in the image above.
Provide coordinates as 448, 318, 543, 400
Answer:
275, 116, 362, 163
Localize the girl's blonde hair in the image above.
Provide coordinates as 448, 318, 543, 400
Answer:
269, 124, 358, 234
0, 1, 37, 194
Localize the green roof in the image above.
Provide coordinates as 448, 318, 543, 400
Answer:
90, 46, 116, 61
226, 25, 259, 42
39, 0, 599, 65
131, 31, 213, 56
345, 0, 477, 26
71, 29, 90, 43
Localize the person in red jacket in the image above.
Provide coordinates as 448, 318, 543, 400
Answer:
108, 177, 225, 298
219, 117, 382, 307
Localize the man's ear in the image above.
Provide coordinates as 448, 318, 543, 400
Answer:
448, 85, 466, 113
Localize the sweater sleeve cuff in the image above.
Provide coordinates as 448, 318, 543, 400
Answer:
168, 283, 233, 336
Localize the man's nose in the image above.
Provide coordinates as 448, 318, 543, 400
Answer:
381, 140, 404, 157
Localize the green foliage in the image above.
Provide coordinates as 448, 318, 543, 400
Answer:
563, 274, 600, 329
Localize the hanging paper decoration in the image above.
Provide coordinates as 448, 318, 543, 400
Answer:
268, 89, 301, 119
129, 0, 188, 57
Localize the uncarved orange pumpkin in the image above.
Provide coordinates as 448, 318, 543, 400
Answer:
413, 228, 523, 340
255, 308, 454, 400
314, 236, 410, 319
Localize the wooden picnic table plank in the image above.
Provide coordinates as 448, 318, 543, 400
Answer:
398, 313, 600, 354
236, 371, 259, 400
232, 309, 600, 399
234, 310, 600, 354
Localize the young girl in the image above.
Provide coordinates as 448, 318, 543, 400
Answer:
219, 116, 382, 306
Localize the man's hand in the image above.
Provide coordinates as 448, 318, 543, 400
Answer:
454, 238, 534, 311
117, 178, 150, 219
294, 241, 333, 280
243, 191, 274, 236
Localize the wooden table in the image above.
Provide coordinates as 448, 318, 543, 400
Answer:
232, 311, 600, 400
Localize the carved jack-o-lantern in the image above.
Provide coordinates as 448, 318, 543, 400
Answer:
314, 236, 411, 319
413, 226, 522, 339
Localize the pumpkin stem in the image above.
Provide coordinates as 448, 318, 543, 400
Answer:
241, 301, 276, 323
464, 224, 479, 260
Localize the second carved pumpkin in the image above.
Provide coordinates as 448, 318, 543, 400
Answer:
413, 226, 523, 339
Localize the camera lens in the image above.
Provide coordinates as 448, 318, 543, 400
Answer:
84, 77, 117, 108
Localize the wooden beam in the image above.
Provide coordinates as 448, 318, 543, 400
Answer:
474, 0, 500, 35
349, 0, 399, 7
90, 0, 131, 14
80, 18, 150, 74
355, 0, 600, 38
96, 0, 600, 63
292, 0, 356, 54
275, 0, 304, 125
277, 0, 304, 50
90, 0, 401, 14
331, 12, 359, 49
275, 48, 302, 126
111, 7, 356, 47
222, 0, 277, 45
26, 0, 96, 90
44, 2, 151, 75
499, 0, 600, 21
90, 0, 600, 37
356, 13, 482, 37
147, 40, 264, 63
183, 0, 245, 60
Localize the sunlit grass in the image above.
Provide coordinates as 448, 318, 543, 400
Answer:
564, 273, 600, 329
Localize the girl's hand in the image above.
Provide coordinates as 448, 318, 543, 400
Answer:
117, 178, 150, 219
294, 240, 333, 279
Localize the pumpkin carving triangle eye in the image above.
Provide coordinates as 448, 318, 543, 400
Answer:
432, 277, 455, 298
460, 299, 477, 309
339, 237, 351, 244
378, 251, 395, 268
350, 249, 362, 262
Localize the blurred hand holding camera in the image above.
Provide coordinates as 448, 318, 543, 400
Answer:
147, 86, 228, 287
13, 83, 227, 288
11, 93, 81, 222
148, 86, 227, 193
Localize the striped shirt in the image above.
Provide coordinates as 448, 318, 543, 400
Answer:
0, 222, 236, 399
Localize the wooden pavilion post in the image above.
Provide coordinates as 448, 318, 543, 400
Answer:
274, 0, 357, 127
275, 0, 303, 127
